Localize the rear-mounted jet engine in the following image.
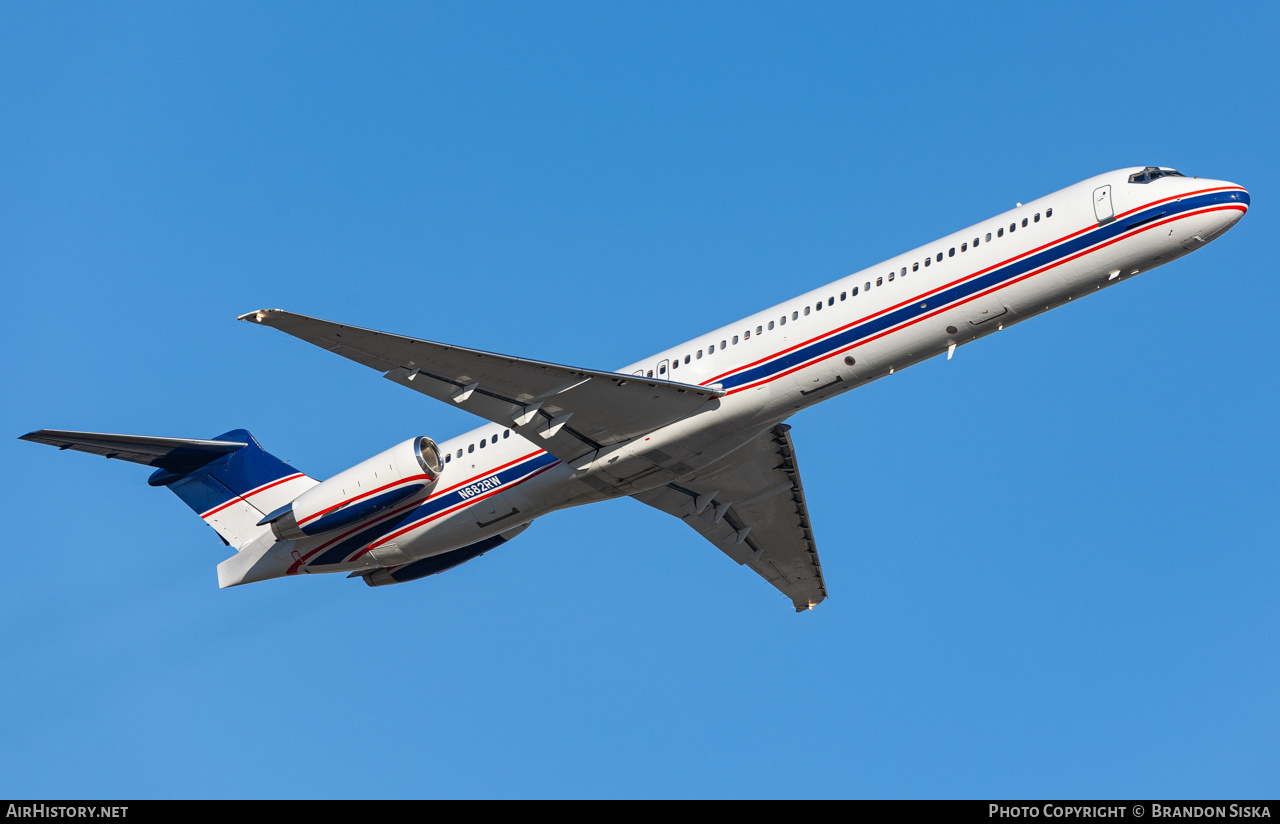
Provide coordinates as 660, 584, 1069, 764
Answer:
260, 436, 442, 540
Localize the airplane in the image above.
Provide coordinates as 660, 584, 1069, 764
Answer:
20, 167, 1249, 611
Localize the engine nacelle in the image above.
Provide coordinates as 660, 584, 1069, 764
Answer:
264, 436, 442, 541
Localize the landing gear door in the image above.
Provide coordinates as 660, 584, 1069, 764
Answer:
1093, 185, 1115, 225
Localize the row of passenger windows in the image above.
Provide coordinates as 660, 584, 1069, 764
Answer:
442, 428, 511, 463
901, 208, 1054, 277
643, 206, 1054, 377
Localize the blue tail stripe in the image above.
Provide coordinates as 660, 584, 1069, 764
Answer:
155, 429, 298, 515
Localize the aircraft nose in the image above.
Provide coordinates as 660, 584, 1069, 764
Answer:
1187, 181, 1249, 248
1221, 183, 1249, 229
1225, 184, 1250, 211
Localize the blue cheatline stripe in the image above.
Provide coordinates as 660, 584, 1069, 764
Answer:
716, 189, 1246, 392
302, 189, 1247, 568
307, 451, 559, 567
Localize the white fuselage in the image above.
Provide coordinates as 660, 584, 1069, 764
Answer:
284, 168, 1249, 577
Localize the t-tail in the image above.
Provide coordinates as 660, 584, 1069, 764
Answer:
18, 429, 318, 581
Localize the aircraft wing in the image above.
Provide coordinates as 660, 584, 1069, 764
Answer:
239, 309, 724, 463
631, 424, 828, 612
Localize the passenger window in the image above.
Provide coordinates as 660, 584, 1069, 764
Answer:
949, 247, 955, 257
865, 282, 871, 290
839, 293, 846, 301
1034, 213, 1040, 222
1046, 208, 1053, 218
936, 252, 943, 262
1021, 218, 1028, 227
815, 302, 822, 311
503, 430, 509, 439
756, 326, 762, 334
852, 286, 858, 296
912, 263, 919, 272
480, 439, 486, 448
1010, 223, 1016, 233
901, 267, 907, 277
696, 349, 703, 358
457, 449, 463, 458
743, 330, 750, 340
925, 258, 931, 267
986, 232, 992, 241
792, 312, 798, 321
973, 238, 979, 247
998, 228, 1004, 237
671, 360, 678, 369
720, 340, 726, 348
684, 354, 690, 363
468, 444, 474, 454
779, 317, 786, 326
888, 272, 894, 281
659, 363, 667, 373
647, 370, 653, 377
732, 335, 738, 344
876, 277, 883, 286
827, 297, 834, 306
444, 453, 450, 463
804, 306, 810, 316
769, 320, 775, 329
961, 242, 967, 252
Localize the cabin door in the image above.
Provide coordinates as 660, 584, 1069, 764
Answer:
1093, 185, 1115, 225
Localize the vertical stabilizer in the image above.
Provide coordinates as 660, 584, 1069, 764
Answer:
151, 429, 317, 549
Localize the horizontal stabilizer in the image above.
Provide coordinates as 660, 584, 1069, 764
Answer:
19, 430, 246, 477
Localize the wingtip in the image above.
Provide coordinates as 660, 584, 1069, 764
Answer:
237, 309, 282, 324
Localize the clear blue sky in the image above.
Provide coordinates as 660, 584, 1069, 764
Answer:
3, 1, 1276, 799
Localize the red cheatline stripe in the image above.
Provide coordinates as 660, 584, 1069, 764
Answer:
721, 202, 1246, 396
288, 449, 550, 569
344, 459, 562, 564
700, 186, 1246, 388
287, 457, 561, 573
200, 473, 307, 519
1114, 185, 1244, 221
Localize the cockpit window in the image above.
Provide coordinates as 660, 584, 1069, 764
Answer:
1129, 166, 1187, 184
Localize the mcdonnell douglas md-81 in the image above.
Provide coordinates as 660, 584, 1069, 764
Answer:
22, 167, 1249, 611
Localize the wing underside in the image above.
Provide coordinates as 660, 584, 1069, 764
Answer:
240, 309, 723, 463
632, 424, 828, 611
